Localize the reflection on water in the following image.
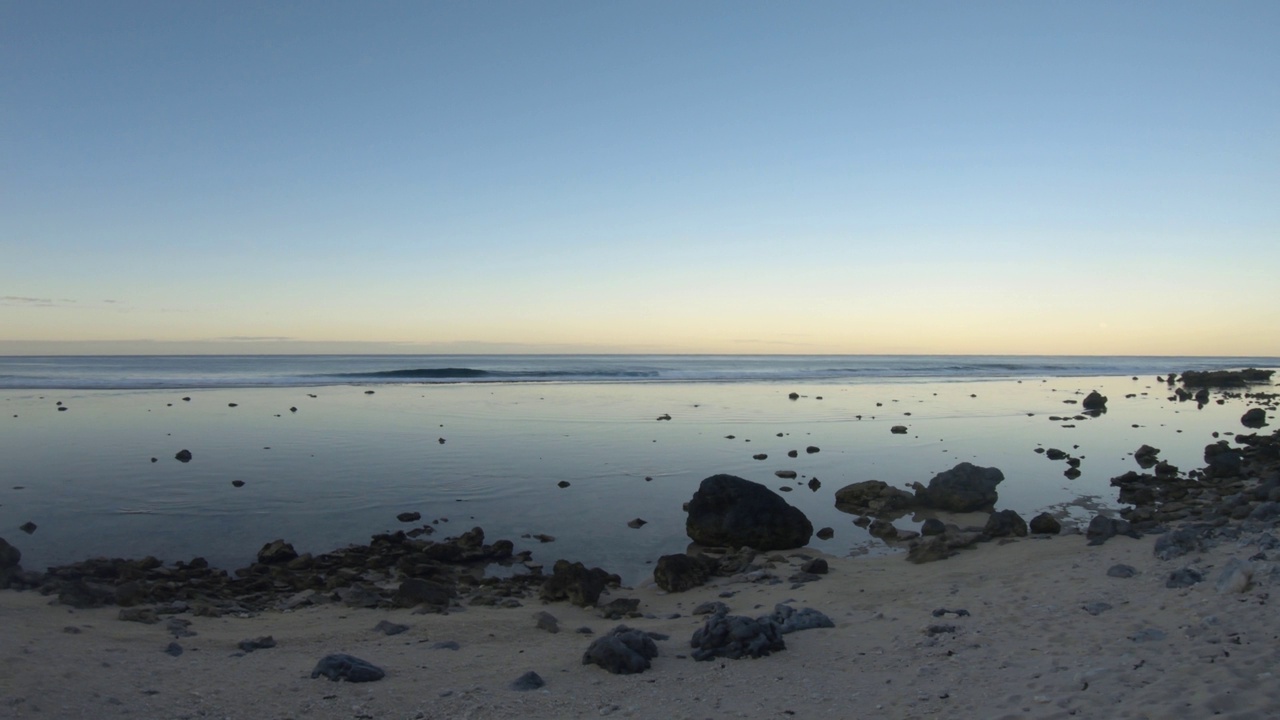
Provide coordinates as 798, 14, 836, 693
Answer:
0, 376, 1269, 583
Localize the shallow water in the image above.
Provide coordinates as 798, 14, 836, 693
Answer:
0, 375, 1272, 583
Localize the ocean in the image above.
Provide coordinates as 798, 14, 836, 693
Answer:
1, 354, 1276, 583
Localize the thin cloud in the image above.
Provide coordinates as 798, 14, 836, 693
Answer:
2, 296, 55, 306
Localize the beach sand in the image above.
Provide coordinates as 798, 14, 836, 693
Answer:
4, 521, 1279, 720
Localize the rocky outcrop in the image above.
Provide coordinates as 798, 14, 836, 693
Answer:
911, 462, 1004, 512
690, 608, 785, 661
1179, 368, 1273, 387
685, 475, 813, 551
833, 480, 916, 516
539, 560, 620, 607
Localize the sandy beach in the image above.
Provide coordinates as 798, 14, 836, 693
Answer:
3, 368, 1278, 720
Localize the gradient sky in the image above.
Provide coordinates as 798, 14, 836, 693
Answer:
3, 1, 1277, 355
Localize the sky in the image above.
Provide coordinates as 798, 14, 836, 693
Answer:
2, 1, 1277, 356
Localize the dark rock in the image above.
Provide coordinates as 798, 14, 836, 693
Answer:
774, 470, 797, 479
1134, 444, 1161, 469
1204, 441, 1243, 476
396, 512, 421, 523
238, 636, 276, 652
806, 446, 820, 454
983, 510, 1028, 538
800, 558, 828, 574
540, 560, 619, 607
808, 477, 821, 492
1028, 513, 1061, 534
692, 601, 728, 616
1045, 448, 1068, 461
1107, 564, 1137, 578
834, 480, 917, 515
815, 527, 833, 540
1082, 391, 1108, 410
911, 463, 1004, 512
685, 474, 813, 551
654, 554, 715, 593
1179, 368, 1274, 387
1086, 515, 1140, 546
788, 392, 800, 400
1082, 602, 1112, 616
764, 604, 834, 634
174, 449, 192, 462
753, 453, 768, 460
598, 598, 641, 620
627, 518, 647, 529
890, 425, 909, 434
1166, 568, 1203, 588
690, 610, 785, 661
582, 625, 659, 674
231, 480, 245, 487
920, 518, 946, 536
0, 537, 20, 571
533, 611, 559, 633
787, 450, 798, 458
373, 620, 409, 636
310, 654, 385, 682
510, 670, 545, 691
1242, 408, 1268, 428
164, 642, 183, 657
557, 481, 571, 488
867, 518, 899, 540
1154, 528, 1206, 561
394, 578, 455, 610
257, 539, 298, 564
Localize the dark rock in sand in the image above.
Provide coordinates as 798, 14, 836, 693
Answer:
164, 642, 183, 657
983, 509, 1028, 538
394, 578, 456, 610
800, 558, 828, 574
834, 480, 917, 516
257, 539, 299, 564
540, 560, 620, 607
691, 609, 785, 661
598, 597, 640, 620
1082, 391, 1108, 410
373, 620, 409, 636
911, 462, 1004, 513
397, 512, 421, 523
238, 636, 276, 652
533, 611, 560, 633
788, 392, 800, 400
1107, 564, 1138, 578
920, 518, 946, 536
1028, 513, 1062, 535
582, 625, 659, 675
1154, 527, 1206, 561
1166, 567, 1203, 588
1242, 408, 1268, 428
764, 604, 834, 634
510, 670, 545, 691
685, 474, 813, 551
174, 449, 192, 463
310, 654, 385, 682
1086, 515, 1140, 546
654, 554, 715, 592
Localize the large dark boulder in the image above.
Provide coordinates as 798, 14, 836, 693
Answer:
1082, 391, 1108, 410
653, 554, 715, 592
983, 510, 1028, 538
257, 539, 298, 564
911, 463, 1004, 512
1242, 408, 1268, 429
833, 480, 917, 516
0, 537, 21, 588
685, 475, 813, 551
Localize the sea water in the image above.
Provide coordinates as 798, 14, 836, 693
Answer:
1, 355, 1276, 583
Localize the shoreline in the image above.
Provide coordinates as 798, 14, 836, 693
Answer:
2, 372, 1278, 718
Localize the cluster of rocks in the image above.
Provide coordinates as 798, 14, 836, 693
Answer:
0, 525, 620, 617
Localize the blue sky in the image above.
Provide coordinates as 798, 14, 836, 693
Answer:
3, 1, 1277, 355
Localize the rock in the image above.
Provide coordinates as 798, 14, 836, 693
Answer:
1082, 602, 1112, 616
890, 425, 909, 434
690, 610, 785, 661
1086, 515, 1140, 546
692, 601, 729, 616
1134, 444, 1161, 469
0, 537, 20, 571
920, 518, 946, 536
806, 446, 820, 454
983, 510, 1028, 538
752, 453, 767, 460
310, 654, 385, 682
800, 558, 828, 574
1179, 368, 1274, 387
597, 597, 640, 620
373, 620, 409, 636
627, 518, 647, 529
911, 463, 1004, 512
1215, 558, 1254, 593
394, 578, 455, 610
174, 449, 192, 463
582, 625, 659, 674
1242, 408, 1267, 428
1107, 564, 1137, 578
774, 470, 797, 479
808, 477, 821, 491
788, 392, 800, 400
763, 604, 834, 634
654, 554, 715, 592
557, 481, 571, 488
1028, 513, 1061, 534
533, 611, 560, 633
815, 527, 833, 540
1082, 391, 1108, 410
164, 642, 183, 657
685, 475, 813, 551
1166, 567, 1203, 588
867, 518, 898, 540
834, 480, 917, 515
396, 512, 421, 523
540, 560, 619, 607
1154, 528, 1205, 561
257, 539, 298, 564
237, 636, 276, 652
510, 671, 545, 691
1204, 441, 1243, 476
1045, 448, 1068, 461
